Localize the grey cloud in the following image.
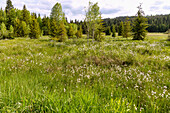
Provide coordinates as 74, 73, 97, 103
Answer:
101, 8, 121, 14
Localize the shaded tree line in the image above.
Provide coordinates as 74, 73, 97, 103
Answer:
103, 14, 170, 33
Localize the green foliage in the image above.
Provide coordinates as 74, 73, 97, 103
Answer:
8, 25, 14, 38
112, 24, 116, 37
42, 16, 51, 35
21, 5, 31, 25
133, 4, 148, 40
118, 21, 124, 36
14, 18, 21, 37
0, 8, 6, 24
5, 0, 14, 13
6, 8, 16, 29
20, 21, 30, 37
123, 17, 131, 38
76, 25, 83, 38
50, 19, 58, 38
57, 21, 67, 42
67, 24, 74, 38
29, 17, 40, 39
50, 3, 64, 24
0, 22, 8, 39
105, 26, 111, 35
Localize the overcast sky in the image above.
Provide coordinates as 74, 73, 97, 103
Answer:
0, 0, 170, 20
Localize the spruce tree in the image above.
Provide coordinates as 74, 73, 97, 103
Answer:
118, 21, 124, 36
76, 25, 83, 38
67, 24, 74, 38
123, 17, 131, 38
133, 4, 148, 40
14, 18, 21, 37
58, 21, 67, 42
21, 21, 30, 37
0, 22, 8, 39
94, 15, 105, 41
29, 17, 40, 39
112, 24, 116, 37
50, 3, 63, 24
50, 19, 58, 38
105, 26, 111, 35
9, 25, 14, 38
22, 5, 31, 25
5, 0, 14, 13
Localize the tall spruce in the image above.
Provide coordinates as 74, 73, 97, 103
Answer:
50, 3, 64, 24
14, 18, 21, 37
5, 0, 14, 13
58, 21, 67, 42
29, 17, 40, 39
133, 4, 148, 40
118, 21, 124, 36
123, 17, 131, 38
21, 21, 30, 37
50, 19, 58, 38
9, 25, 14, 38
22, 5, 30, 25
112, 24, 116, 37
105, 26, 111, 35
0, 22, 8, 39
94, 15, 105, 41
67, 24, 74, 38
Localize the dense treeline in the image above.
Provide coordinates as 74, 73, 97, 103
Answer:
103, 14, 170, 33
0, 0, 158, 41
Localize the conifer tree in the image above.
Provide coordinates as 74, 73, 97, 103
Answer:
76, 25, 83, 38
5, 0, 14, 13
22, 5, 30, 25
50, 19, 58, 38
105, 26, 111, 35
133, 4, 148, 40
37, 14, 42, 30
21, 21, 30, 37
14, 18, 21, 37
123, 17, 131, 38
94, 15, 105, 41
29, 17, 40, 39
58, 21, 67, 42
50, 3, 63, 24
0, 22, 8, 39
118, 21, 124, 36
9, 25, 14, 38
112, 24, 116, 37
0, 8, 6, 24
67, 24, 74, 38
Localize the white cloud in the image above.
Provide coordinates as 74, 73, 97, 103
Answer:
0, 0, 170, 20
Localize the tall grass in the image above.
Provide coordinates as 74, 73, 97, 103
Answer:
0, 33, 169, 112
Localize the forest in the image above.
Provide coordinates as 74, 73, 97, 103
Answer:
103, 14, 170, 33
0, 0, 170, 112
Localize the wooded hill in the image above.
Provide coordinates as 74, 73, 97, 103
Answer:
103, 14, 170, 33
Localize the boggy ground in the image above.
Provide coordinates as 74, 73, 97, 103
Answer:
0, 33, 169, 112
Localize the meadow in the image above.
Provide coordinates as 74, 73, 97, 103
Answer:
0, 33, 169, 112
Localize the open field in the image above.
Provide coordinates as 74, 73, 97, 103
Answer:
0, 33, 169, 112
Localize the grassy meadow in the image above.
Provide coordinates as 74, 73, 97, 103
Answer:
0, 33, 169, 112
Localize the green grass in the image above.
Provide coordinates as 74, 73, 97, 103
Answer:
0, 33, 169, 112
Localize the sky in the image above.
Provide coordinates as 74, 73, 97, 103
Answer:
0, 0, 170, 20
